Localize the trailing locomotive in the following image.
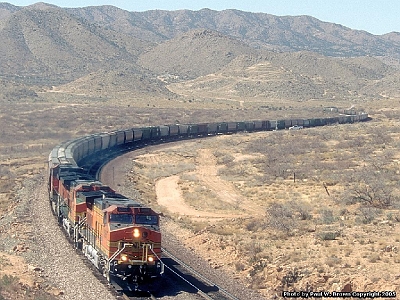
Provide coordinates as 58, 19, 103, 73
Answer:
48, 111, 368, 289
48, 146, 163, 287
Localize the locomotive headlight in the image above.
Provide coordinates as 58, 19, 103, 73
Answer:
133, 228, 140, 238
148, 256, 154, 262
121, 254, 128, 262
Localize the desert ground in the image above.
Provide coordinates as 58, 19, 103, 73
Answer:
0, 95, 399, 299
102, 99, 400, 297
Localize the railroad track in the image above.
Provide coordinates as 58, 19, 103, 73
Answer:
80, 142, 241, 299
161, 247, 240, 300
120, 290, 157, 300
50, 114, 369, 299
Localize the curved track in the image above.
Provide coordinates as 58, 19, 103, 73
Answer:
82, 140, 243, 298
161, 248, 240, 300
48, 112, 370, 299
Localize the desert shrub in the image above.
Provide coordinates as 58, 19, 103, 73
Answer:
208, 225, 235, 236
290, 200, 313, 220
0, 179, 15, 193
245, 218, 263, 232
235, 262, 246, 272
0, 274, 19, 296
325, 255, 342, 267
281, 268, 302, 287
250, 275, 268, 289
369, 253, 381, 263
319, 209, 335, 224
387, 212, 400, 222
0, 275, 18, 288
266, 201, 297, 233
317, 231, 337, 241
357, 207, 381, 224
213, 151, 234, 165
343, 166, 400, 208
180, 173, 198, 182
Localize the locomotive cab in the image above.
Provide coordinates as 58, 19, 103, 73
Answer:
104, 203, 163, 283
84, 196, 163, 284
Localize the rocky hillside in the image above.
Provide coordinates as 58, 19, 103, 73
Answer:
0, 2, 400, 101
137, 29, 258, 80
67, 6, 400, 58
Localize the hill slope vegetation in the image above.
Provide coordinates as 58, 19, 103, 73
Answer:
0, 2, 399, 102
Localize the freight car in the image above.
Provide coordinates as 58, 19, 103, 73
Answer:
48, 143, 163, 289
48, 111, 368, 289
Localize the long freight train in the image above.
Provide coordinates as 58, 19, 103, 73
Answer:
48, 112, 368, 288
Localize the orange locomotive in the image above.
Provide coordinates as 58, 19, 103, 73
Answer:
48, 146, 163, 287
81, 192, 163, 283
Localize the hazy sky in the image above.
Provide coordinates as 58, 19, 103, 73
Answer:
6, 1, 399, 35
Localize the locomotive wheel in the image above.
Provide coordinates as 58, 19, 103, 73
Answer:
75, 239, 83, 250
101, 261, 111, 283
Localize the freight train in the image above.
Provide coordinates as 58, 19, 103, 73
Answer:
47, 111, 368, 289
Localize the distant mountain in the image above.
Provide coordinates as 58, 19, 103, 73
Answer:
0, 2, 19, 20
166, 52, 399, 101
0, 2, 399, 102
137, 29, 258, 79
52, 68, 174, 98
0, 3, 150, 84
67, 7, 400, 58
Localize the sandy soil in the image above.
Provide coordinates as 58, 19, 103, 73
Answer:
156, 175, 237, 218
97, 127, 400, 299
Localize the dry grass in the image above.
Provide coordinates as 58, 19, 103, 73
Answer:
122, 97, 400, 296
0, 93, 400, 298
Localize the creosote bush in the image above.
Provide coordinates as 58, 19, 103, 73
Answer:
317, 231, 337, 241
266, 201, 297, 233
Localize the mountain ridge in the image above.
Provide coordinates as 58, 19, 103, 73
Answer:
0, 2, 400, 102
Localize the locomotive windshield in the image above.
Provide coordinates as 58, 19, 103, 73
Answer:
109, 213, 133, 224
135, 215, 158, 225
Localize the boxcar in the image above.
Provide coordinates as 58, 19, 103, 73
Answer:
87, 137, 95, 155
93, 135, 103, 152
141, 128, 151, 141
150, 127, 160, 140
284, 119, 291, 128
109, 132, 118, 148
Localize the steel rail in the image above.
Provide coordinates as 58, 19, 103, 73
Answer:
162, 247, 240, 300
